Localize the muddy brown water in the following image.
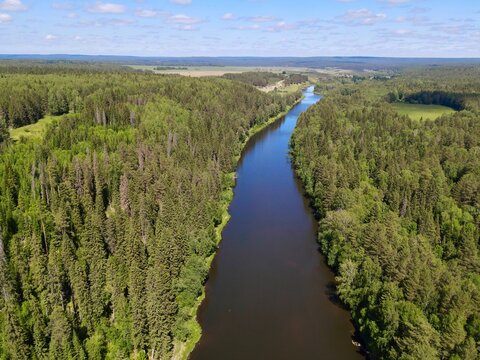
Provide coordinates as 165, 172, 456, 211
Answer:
190, 86, 364, 360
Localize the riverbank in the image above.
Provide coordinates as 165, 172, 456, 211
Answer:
188, 86, 362, 360
172, 94, 304, 360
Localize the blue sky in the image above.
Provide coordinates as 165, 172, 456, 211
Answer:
0, 0, 479, 57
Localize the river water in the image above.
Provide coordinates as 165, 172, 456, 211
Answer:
190, 86, 363, 360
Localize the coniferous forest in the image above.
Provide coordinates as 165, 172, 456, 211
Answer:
1, 0, 480, 358
1, 61, 480, 360
291, 67, 480, 359
0, 65, 300, 359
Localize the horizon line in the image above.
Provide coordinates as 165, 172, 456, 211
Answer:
1, 54, 480, 60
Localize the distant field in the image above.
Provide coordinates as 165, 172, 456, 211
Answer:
129, 65, 251, 77
392, 103, 455, 121
9, 115, 63, 141
128, 65, 323, 78
127, 65, 314, 93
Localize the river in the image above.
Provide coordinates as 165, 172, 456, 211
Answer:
190, 86, 363, 360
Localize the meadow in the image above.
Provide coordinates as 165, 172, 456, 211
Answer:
391, 102, 455, 121
127, 65, 327, 78
9, 114, 64, 141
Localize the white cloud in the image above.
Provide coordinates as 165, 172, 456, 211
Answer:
266, 21, 297, 32
169, 0, 191, 5
177, 24, 196, 31
0, 0, 26, 11
381, 0, 411, 5
135, 9, 169, 18
168, 13, 201, 24
248, 15, 277, 23
88, 2, 126, 14
45, 34, 57, 41
395, 13, 431, 26
135, 9, 160, 17
393, 28, 412, 35
74, 35, 82, 40
0, 12, 11, 23
222, 13, 235, 20
230, 24, 261, 31
341, 8, 386, 25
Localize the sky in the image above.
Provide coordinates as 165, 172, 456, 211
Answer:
0, 0, 479, 57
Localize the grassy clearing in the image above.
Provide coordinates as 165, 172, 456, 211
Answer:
274, 82, 311, 94
392, 103, 455, 121
9, 115, 65, 141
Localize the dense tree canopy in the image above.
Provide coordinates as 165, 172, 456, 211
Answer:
222, 71, 308, 87
292, 68, 480, 359
222, 71, 285, 87
284, 74, 308, 86
0, 67, 300, 359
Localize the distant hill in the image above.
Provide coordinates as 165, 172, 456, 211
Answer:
1, 54, 480, 70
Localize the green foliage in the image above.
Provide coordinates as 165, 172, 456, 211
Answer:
292, 67, 480, 359
403, 91, 465, 111
0, 117, 8, 143
223, 71, 308, 88
391, 103, 455, 121
0, 68, 301, 359
222, 71, 284, 87
284, 73, 308, 85
9, 115, 63, 142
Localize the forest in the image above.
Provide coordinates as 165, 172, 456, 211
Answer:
291, 66, 480, 359
222, 71, 308, 87
0, 65, 301, 359
3, 60, 480, 360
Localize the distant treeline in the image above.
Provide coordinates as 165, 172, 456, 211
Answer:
0, 67, 301, 359
0, 60, 133, 74
284, 73, 308, 85
154, 66, 188, 71
223, 71, 308, 87
3, 55, 480, 70
387, 90, 465, 111
292, 68, 480, 359
405, 91, 465, 110
385, 66, 480, 111
223, 71, 284, 87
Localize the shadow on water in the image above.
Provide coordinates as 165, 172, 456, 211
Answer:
323, 279, 350, 311
191, 87, 365, 360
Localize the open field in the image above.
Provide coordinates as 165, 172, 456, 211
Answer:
258, 80, 284, 92
274, 82, 311, 94
129, 65, 256, 76
9, 115, 63, 141
127, 65, 343, 78
258, 81, 311, 94
392, 103, 455, 121
128, 65, 316, 93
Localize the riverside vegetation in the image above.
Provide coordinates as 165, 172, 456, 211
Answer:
291, 66, 480, 359
0, 64, 301, 359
